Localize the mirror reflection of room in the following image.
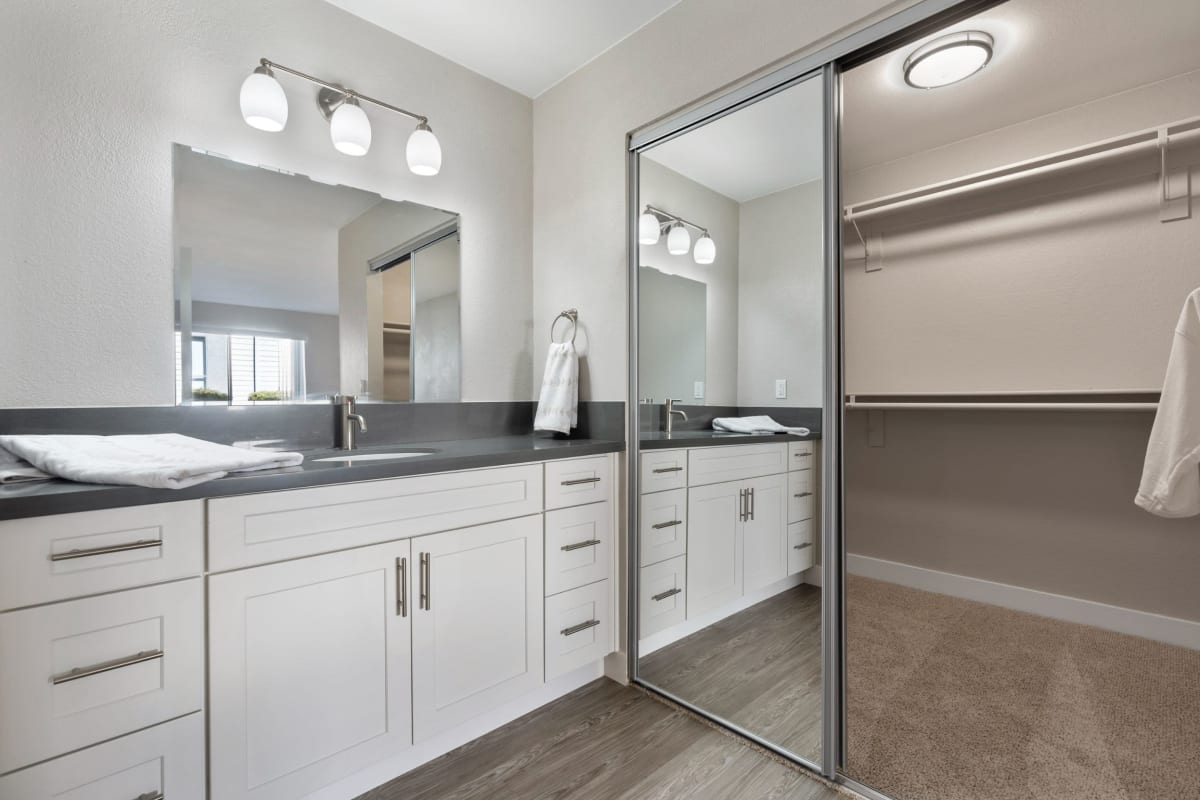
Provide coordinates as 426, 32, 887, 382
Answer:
634, 75, 826, 765
173, 144, 460, 406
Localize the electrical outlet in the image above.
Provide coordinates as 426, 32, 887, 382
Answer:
775, 379, 787, 399
693, 381, 704, 399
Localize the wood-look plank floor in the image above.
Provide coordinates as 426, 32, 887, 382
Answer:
356, 679, 840, 800
638, 584, 823, 762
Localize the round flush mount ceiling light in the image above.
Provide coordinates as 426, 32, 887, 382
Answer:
638, 211, 662, 245
330, 97, 372, 156
693, 233, 716, 265
239, 66, 288, 132
903, 30, 994, 89
666, 222, 691, 255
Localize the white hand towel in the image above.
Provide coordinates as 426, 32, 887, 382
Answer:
0, 433, 304, 490
712, 415, 811, 436
534, 342, 579, 435
0, 446, 51, 484
1136, 288, 1200, 517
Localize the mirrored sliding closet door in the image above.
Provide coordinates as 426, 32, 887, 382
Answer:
630, 73, 828, 767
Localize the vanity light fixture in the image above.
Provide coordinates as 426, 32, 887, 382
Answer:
903, 30, 994, 89
641, 205, 714, 264
238, 58, 442, 175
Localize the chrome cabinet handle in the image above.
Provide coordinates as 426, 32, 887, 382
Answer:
49, 539, 162, 562
134, 793, 164, 800
561, 538, 601, 552
52, 649, 163, 685
561, 476, 601, 486
737, 489, 745, 521
652, 587, 682, 602
651, 520, 682, 530
794, 452, 812, 459
793, 492, 813, 498
396, 557, 407, 617
748, 487, 755, 521
652, 466, 683, 474
561, 619, 601, 636
793, 542, 813, 550
419, 552, 430, 610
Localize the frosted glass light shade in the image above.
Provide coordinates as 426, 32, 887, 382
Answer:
330, 100, 371, 156
666, 222, 691, 255
638, 212, 661, 245
904, 31, 993, 89
693, 234, 716, 264
406, 123, 442, 175
240, 68, 288, 132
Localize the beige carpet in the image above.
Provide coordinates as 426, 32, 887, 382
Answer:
845, 575, 1200, 800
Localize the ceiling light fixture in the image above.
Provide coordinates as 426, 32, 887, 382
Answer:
903, 30, 994, 89
239, 58, 442, 175
641, 205, 714, 263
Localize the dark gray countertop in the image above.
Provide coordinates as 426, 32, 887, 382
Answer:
0, 436, 623, 522
639, 429, 821, 449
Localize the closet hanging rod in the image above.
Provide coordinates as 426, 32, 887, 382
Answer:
844, 115, 1200, 223
845, 389, 1160, 411
845, 402, 1157, 411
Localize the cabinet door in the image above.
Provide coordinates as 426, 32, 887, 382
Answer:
209, 540, 412, 800
743, 473, 789, 593
686, 481, 744, 617
412, 515, 544, 741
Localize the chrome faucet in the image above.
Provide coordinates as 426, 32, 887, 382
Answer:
332, 394, 368, 450
664, 398, 688, 435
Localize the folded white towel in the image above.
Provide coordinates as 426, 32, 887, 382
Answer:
0, 446, 51, 484
0, 433, 304, 490
534, 341, 579, 435
712, 416, 811, 436
1137, 288, 1200, 517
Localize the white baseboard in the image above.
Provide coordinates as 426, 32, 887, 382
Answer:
638, 573, 805, 656
305, 660, 607, 800
847, 554, 1200, 651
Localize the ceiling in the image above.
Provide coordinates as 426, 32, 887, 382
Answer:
641, 77, 825, 204
843, 0, 1200, 172
322, 0, 681, 98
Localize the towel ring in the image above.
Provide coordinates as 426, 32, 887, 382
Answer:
550, 309, 578, 344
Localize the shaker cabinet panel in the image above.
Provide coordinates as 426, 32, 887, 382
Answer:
687, 443, 787, 487
639, 488, 688, 567
686, 482, 744, 617
640, 449, 688, 494
545, 455, 613, 510
412, 515, 544, 742
208, 540, 413, 800
545, 501, 611, 596
743, 474, 789, 594
639, 555, 687, 639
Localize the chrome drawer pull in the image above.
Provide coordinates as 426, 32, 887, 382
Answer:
651, 520, 682, 530
793, 492, 813, 498
49, 539, 162, 562
794, 452, 812, 458
52, 649, 163, 685
561, 476, 601, 486
134, 792, 164, 800
793, 543, 813, 550
419, 552, 430, 611
396, 557, 407, 617
561, 538, 601, 552
561, 619, 601, 636
652, 587, 682, 601
652, 466, 683, 474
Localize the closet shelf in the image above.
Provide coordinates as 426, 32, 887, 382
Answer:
846, 389, 1160, 412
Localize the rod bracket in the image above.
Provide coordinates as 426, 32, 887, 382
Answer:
1159, 130, 1191, 222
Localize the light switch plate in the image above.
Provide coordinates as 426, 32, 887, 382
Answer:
693, 381, 704, 399
775, 379, 787, 399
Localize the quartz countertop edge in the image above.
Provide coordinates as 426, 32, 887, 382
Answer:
0, 436, 624, 522
638, 430, 821, 449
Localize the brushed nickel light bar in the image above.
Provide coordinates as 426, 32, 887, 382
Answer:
638, 205, 715, 264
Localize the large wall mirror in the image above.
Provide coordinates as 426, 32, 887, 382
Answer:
632, 73, 827, 768
173, 144, 461, 406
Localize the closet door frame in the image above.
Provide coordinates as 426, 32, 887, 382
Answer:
624, 0, 1006, 790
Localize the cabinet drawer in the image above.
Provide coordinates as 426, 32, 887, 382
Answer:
0, 501, 204, 612
545, 580, 613, 680
638, 488, 686, 567
687, 443, 787, 486
545, 501, 612, 596
788, 439, 815, 470
639, 555, 686, 639
544, 456, 612, 510
209, 463, 544, 571
788, 469, 815, 523
640, 449, 687, 494
0, 712, 205, 800
0, 578, 204, 772
788, 520, 815, 575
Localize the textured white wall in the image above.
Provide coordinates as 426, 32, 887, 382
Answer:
0, 0, 532, 407
532, 0, 916, 402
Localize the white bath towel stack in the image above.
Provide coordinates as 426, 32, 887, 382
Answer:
1137, 288, 1200, 518
0, 446, 50, 484
712, 415, 811, 436
0, 433, 304, 490
534, 341, 579, 435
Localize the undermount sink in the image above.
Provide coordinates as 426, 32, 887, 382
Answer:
314, 450, 436, 463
